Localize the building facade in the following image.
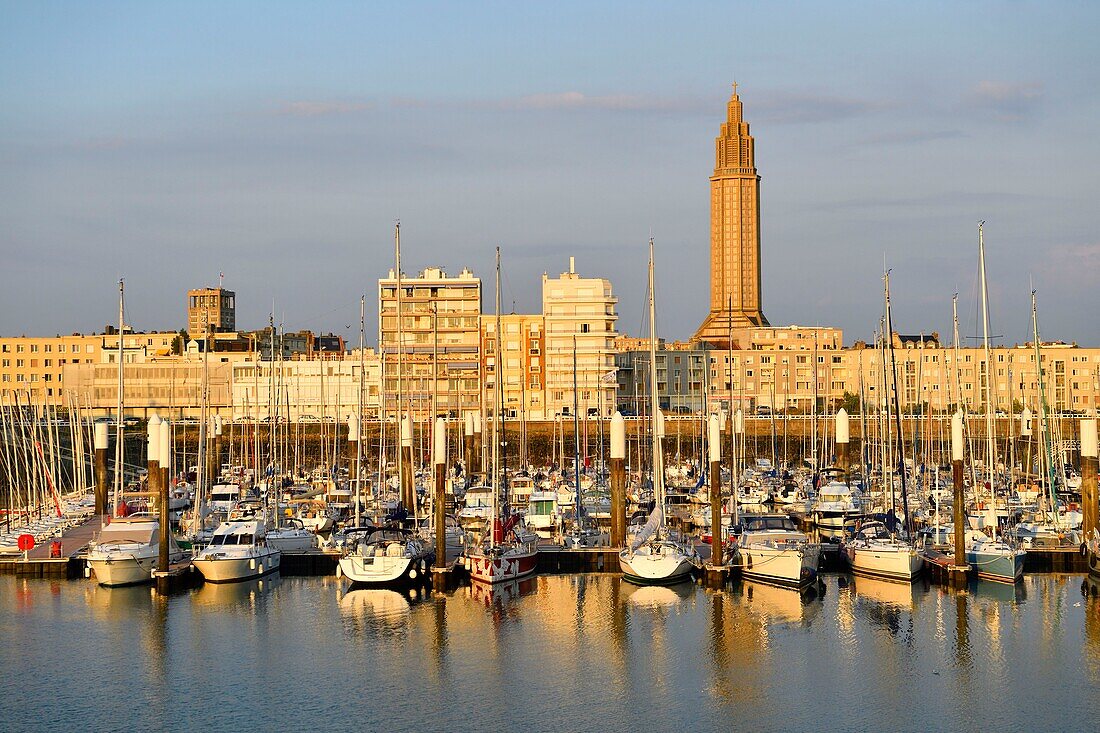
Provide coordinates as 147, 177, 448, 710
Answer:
187, 287, 236, 334
378, 266, 482, 420
541, 258, 618, 418
1, 330, 180, 406
483, 313, 546, 420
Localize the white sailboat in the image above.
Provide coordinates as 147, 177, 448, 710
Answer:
846, 270, 923, 582
463, 248, 540, 584
619, 239, 699, 585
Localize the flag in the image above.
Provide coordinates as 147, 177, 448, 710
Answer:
601, 369, 618, 385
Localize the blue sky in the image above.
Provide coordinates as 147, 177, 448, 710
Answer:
2, 1, 1098, 346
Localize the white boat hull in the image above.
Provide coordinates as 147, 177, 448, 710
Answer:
193, 548, 281, 583
339, 553, 432, 586
847, 545, 923, 582
88, 552, 157, 587
619, 545, 695, 585
734, 544, 820, 588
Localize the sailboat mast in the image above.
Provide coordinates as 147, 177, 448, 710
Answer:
113, 279, 125, 512
883, 271, 912, 537
356, 295, 365, 527
978, 222, 998, 531
573, 335, 582, 524
491, 247, 502, 545
647, 239, 664, 526
1030, 290, 1058, 528
394, 222, 404, 509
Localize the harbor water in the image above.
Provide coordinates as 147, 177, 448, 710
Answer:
2, 573, 1098, 732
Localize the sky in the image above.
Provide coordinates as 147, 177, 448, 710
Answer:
2, 1, 1098, 347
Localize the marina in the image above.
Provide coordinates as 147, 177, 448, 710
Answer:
3, 4, 1100, 730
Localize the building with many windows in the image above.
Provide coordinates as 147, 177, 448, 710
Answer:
187, 287, 236, 334
541, 258, 618, 418
378, 266, 482, 420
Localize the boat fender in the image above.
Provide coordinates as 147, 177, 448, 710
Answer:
1082, 543, 1089, 557
409, 568, 418, 580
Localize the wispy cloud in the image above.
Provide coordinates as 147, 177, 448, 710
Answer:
275, 100, 373, 117
862, 129, 965, 146
1037, 242, 1100, 287
390, 91, 709, 114
964, 81, 1043, 120
750, 90, 886, 124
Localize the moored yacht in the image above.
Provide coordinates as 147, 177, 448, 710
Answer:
338, 526, 435, 587
86, 514, 186, 587
465, 515, 539, 584
192, 520, 281, 583
845, 520, 923, 582
812, 480, 862, 541
728, 513, 820, 588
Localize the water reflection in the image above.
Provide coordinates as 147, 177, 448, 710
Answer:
338, 587, 414, 638
189, 573, 282, 610
734, 579, 822, 626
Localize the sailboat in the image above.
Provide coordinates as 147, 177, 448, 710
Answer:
463, 248, 540, 584
961, 225, 1024, 583
845, 271, 923, 582
618, 239, 700, 585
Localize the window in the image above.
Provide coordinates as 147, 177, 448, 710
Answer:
581, 324, 590, 333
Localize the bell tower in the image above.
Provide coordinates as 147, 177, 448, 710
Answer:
693, 84, 768, 346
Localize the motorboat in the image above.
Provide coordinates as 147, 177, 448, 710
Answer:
86, 513, 186, 587
192, 520, 281, 583
265, 517, 316, 553
525, 489, 560, 538
812, 480, 862, 541
338, 525, 435, 587
728, 513, 820, 588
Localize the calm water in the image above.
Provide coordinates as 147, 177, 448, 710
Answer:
2, 573, 1098, 733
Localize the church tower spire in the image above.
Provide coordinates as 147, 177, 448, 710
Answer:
693, 84, 768, 347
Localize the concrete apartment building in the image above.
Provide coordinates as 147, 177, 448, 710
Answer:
541, 258, 618, 418
379, 266, 482, 420
483, 313, 546, 420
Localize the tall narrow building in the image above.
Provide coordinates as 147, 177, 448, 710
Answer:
693, 85, 768, 346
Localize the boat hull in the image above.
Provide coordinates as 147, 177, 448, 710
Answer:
193, 549, 281, 583
847, 545, 924, 582
619, 548, 695, 586
733, 544, 821, 589
88, 554, 156, 587
339, 552, 435, 587
967, 548, 1025, 584
467, 549, 538, 584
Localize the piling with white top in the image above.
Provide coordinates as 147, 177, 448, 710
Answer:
94, 421, 109, 515
463, 413, 475, 483
610, 412, 626, 547
950, 410, 969, 585
147, 414, 162, 500
400, 415, 414, 509
835, 408, 850, 470
708, 413, 724, 578
157, 417, 171, 582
